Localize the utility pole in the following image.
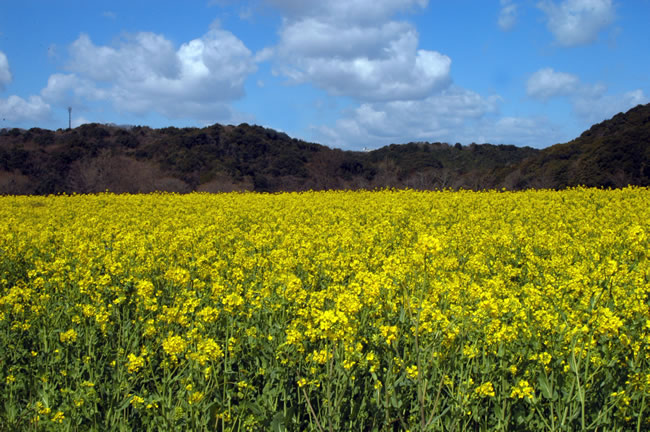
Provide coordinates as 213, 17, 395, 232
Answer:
68, 107, 72, 130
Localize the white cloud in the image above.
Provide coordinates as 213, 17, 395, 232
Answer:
0, 51, 52, 125
266, 1, 450, 102
498, 0, 518, 31
537, 0, 615, 46
274, 20, 451, 101
266, 0, 428, 24
314, 86, 504, 148
254, 47, 274, 63
60, 25, 256, 122
490, 116, 566, 146
68, 32, 180, 85
572, 88, 648, 124
527, 67, 648, 125
317, 104, 567, 149
41, 73, 107, 105
72, 116, 91, 128
527, 67, 580, 100
0, 95, 50, 123
0, 51, 12, 90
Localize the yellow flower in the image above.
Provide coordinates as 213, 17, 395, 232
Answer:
50, 411, 65, 423
126, 353, 145, 374
162, 334, 188, 361
59, 328, 78, 344
406, 365, 419, 380
510, 380, 534, 400
538, 352, 552, 365
130, 395, 145, 408
475, 382, 495, 398
311, 348, 331, 365
188, 391, 204, 405
2, 186, 649, 430
37, 403, 51, 415
379, 325, 398, 345
188, 337, 224, 366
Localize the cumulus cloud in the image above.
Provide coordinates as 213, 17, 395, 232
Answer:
59, 25, 256, 122
67, 33, 180, 84
537, 0, 615, 46
274, 20, 451, 101
266, 0, 450, 102
0, 51, 52, 124
0, 95, 51, 123
0, 51, 12, 90
41, 73, 107, 106
498, 0, 518, 31
527, 67, 580, 100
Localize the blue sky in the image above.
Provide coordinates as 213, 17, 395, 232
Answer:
0, 0, 648, 149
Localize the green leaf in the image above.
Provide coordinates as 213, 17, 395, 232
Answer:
538, 374, 554, 400
270, 411, 286, 432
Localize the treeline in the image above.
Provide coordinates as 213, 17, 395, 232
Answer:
1, 104, 649, 194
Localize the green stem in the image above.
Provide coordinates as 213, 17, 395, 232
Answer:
637, 394, 646, 432
301, 386, 325, 432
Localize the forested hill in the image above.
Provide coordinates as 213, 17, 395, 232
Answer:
1, 103, 648, 194
513, 103, 650, 189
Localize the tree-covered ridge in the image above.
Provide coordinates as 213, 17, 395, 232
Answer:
1, 103, 648, 194
516, 104, 650, 188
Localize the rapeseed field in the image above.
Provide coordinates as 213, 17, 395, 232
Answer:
1, 188, 648, 431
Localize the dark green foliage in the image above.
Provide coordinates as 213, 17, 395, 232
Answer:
79, 123, 110, 140
253, 173, 271, 192
0, 146, 29, 171
116, 133, 139, 149
518, 104, 650, 188
1, 103, 648, 194
32, 129, 55, 147
270, 154, 308, 177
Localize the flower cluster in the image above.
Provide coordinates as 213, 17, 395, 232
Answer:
0, 187, 648, 430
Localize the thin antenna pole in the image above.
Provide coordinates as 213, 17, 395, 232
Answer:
68, 107, 72, 130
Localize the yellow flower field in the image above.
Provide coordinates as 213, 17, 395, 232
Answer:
1, 188, 649, 431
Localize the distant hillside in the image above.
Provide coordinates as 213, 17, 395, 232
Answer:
512, 103, 650, 188
1, 103, 648, 194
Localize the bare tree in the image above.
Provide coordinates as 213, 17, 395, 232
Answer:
66, 149, 188, 193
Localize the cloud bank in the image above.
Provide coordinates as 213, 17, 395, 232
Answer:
262, 0, 537, 148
